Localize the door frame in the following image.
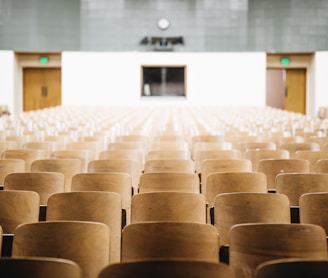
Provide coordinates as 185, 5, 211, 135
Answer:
266, 53, 315, 116
14, 52, 62, 115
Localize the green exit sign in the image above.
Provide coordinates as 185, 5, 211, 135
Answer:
39, 56, 49, 64
280, 57, 290, 65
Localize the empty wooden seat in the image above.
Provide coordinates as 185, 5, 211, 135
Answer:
237, 141, 276, 154
51, 150, 92, 172
131, 192, 206, 224
316, 159, 328, 173
0, 257, 82, 278
201, 159, 252, 195
139, 172, 200, 193
192, 141, 233, 160
1, 149, 45, 171
47, 191, 122, 263
66, 141, 102, 161
0, 159, 25, 185
0, 190, 40, 234
12, 221, 110, 278
214, 192, 290, 246
31, 159, 81, 192
300, 192, 328, 236
258, 158, 310, 190
146, 150, 190, 160
275, 173, 328, 206
4, 172, 65, 205
279, 142, 320, 158
87, 159, 139, 194
22, 141, 58, 158
255, 258, 328, 278
244, 149, 290, 171
229, 223, 328, 278
143, 159, 195, 173
295, 150, 328, 172
121, 222, 219, 263
99, 260, 234, 278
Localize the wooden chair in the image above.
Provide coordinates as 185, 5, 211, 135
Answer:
149, 142, 189, 153
71, 172, 132, 223
237, 141, 276, 154
229, 223, 328, 278
316, 159, 328, 173
214, 192, 290, 246
192, 141, 233, 160
300, 192, 328, 235
47, 191, 122, 263
139, 172, 200, 193
1, 149, 45, 171
143, 159, 195, 173
206, 172, 267, 208
121, 222, 219, 263
66, 141, 102, 161
201, 159, 252, 196
258, 158, 310, 190
98, 260, 234, 278
244, 149, 290, 171
22, 141, 58, 158
0, 257, 82, 278
0, 159, 25, 185
255, 258, 328, 278
0, 190, 40, 234
87, 159, 139, 194
12, 221, 110, 278
295, 151, 328, 172
31, 159, 81, 192
4, 172, 65, 205
131, 192, 206, 224
146, 150, 190, 161
279, 142, 320, 158
275, 173, 328, 206
194, 150, 241, 174
0, 141, 18, 154
51, 150, 93, 172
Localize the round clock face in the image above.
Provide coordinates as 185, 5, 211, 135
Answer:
157, 18, 170, 30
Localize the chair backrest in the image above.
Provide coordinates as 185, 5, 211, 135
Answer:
98, 260, 234, 278
4, 172, 65, 205
12, 221, 110, 278
0, 257, 82, 278
47, 191, 122, 263
237, 141, 276, 154
0, 159, 25, 184
0, 190, 40, 233
121, 222, 219, 263
143, 159, 195, 173
131, 192, 206, 224
316, 159, 328, 173
146, 150, 190, 160
51, 150, 92, 172
279, 142, 320, 158
300, 192, 328, 235
244, 149, 290, 171
87, 159, 139, 193
71, 172, 132, 215
275, 173, 328, 206
295, 151, 328, 172
31, 159, 81, 192
1, 149, 45, 171
194, 150, 241, 173
23, 141, 58, 158
229, 223, 327, 278
192, 141, 233, 160
214, 192, 290, 245
139, 172, 200, 193
206, 172, 267, 207
258, 158, 310, 190
201, 159, 252, 195
66, 141, 102, 161
255, 258, 328, 278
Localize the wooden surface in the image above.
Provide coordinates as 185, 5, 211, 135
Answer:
295, 151, 328, 172
143, 159, 195, 173
1, 149, 45, 171
0, 257, 81, 278
279, 142, 320, 158
0, 159, 25, 184
276, 173, 328, 206
131, 192, 206, 224
139, 172, 200, 193
4, 172, 65, 205
229, 223, 327, 278
12, 221, 110, 278
121, 222, 219, 263
214, 192, 290, 245
47, 191, 122, 263
99, 260, 234, 278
